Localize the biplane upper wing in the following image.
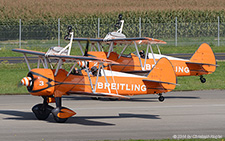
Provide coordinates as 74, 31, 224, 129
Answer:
47, 54, 119, 64
67, 91, 130, 99
69, 37, 166, 44
12, 48, 46, 56
12, 48, 119, 64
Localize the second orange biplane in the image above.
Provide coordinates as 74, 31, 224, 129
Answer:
67, 15, 217, 83
12, 31, 177, 123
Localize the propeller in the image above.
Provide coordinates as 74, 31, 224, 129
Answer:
18, 77, 37, 87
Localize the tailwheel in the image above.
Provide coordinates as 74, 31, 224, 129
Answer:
200, 75, 206, 83
158, 93, 165, 102
109, 98, 118, 101
32, 104, 53, 120
91, 97, 100, 100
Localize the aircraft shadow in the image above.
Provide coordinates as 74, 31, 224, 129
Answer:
0, 110, 160, 126
63, 96, 157, 102
0, 110, 36, 120
63, 95, 200, 102
64, 113, 160, 125
164, 96, 200, 99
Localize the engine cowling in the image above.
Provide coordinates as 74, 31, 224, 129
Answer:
22, 69, 55, 96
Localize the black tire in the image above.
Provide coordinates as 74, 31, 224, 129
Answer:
200, 77, 206, 83
32, 104, 53, 120
91, 97, 100, 100
158, 96, 165, 102
53, 115, 68, 123
109, 98, 118, 101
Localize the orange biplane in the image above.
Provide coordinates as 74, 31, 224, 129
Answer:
12, 31, 177, 123
66, 15, 217, 83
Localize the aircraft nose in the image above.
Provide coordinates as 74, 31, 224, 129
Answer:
21, 77, 32, 87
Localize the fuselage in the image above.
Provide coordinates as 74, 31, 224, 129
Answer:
86, 51, 211, 77
27, 68, 174, 97
53, 69, 171, 96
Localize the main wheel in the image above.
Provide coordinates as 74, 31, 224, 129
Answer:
53, 115, 68, 123
200, 77, 206, 83
158, 96, 165, 102
32, 104, 53, 120
51, 107, 69, 123
109, 98, 118, 101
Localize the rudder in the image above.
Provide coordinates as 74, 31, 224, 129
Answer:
189, 43, 216, 73
146, 57, 177, 92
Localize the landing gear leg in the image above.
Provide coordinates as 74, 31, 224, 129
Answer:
51, 97, 68, 123
158, 93, 165, 102
32, 96, 54, 120
200, 75, 206, 83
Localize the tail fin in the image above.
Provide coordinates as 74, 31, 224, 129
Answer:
189, 43, 216, 74
143, 57, 177, 93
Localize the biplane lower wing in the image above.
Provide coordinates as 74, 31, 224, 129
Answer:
66, 91, 130, 99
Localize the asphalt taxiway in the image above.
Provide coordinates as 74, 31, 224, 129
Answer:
0, 90, 224, 141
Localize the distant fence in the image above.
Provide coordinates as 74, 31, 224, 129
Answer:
0, 17, 224, 48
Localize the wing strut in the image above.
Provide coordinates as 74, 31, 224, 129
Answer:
109, 65, 118, 95
144, 43, 150, 69
118, 44, 129, 59
134, 41, 144, 70
94, 63, 101, 93
37, 56, 46, 68
44, 57, 48, 69
90, 43, 97, 51
85, 62, 94, 92
54, 59, 63, 76
156, 44, 161, 55
97, 42, 101, 51
149, 43, 156, 64
107, 42, 114, 58
67, 61, 77, 77
23, 54, 31, 71
102, 64, 111, 94
77, 41, 85, 55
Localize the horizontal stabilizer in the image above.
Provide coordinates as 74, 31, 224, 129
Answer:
186, 62, 219, 67
67, 91, 130, 99
142, 79, 178, 86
